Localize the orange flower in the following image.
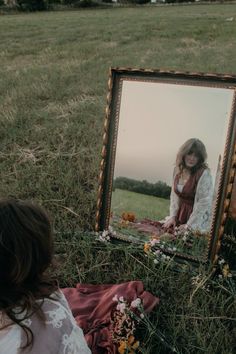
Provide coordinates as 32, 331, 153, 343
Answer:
128, 335, 135, 345
121, 212, 136, 222
144, 242, 151, 253
118, 341, 127, 354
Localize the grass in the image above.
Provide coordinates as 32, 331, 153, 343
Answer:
1, 4, 236, 231
111, 188, 170, 220
53, 232, 236, 354
1, 4, 236, 353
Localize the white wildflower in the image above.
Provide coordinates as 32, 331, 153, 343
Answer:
112, 295, 118, 302
117, 302, 126, 313
131, 298, 141, 308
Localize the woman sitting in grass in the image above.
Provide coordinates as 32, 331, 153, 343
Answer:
0, 198, 91, 354
163, 138, 213, 233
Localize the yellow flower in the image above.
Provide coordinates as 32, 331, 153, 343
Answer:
131, 340, 140, 350
118, 341, 127, 354
144, 242, 151, 253
222, 263, 230, 278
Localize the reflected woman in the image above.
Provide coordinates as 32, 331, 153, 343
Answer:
163, 138, 213, 233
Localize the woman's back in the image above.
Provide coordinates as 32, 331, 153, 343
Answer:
0, 290, 90, 354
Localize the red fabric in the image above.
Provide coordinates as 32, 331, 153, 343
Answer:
174, 168, 205, 225
131, 218, 166, 235
62, 281, 159, 354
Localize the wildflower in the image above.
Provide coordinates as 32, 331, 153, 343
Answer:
132, 340, 140, 350
218, 258, 225, 265
117, 302, 126, 313
144, 243, 151, 253
150, 238, 160, 246
118, 341, 127, 354
131, 298, 141, 308
121, 212, 136, 222
128, 335, 135, 345
222, 263, 230, 278
140, 313, 145, 319
112, 295, 118, 302
154, 259, 159, 264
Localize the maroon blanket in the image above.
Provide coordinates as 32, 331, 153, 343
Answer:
62, 281, 159, 353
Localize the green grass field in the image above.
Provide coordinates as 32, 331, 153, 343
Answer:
111, 188, 170, 220
1, 4, 236, 231
1, 4, 236, 353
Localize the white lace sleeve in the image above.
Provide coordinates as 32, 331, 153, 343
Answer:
169, 170, 179, 218
51, 292, 91, 354
59, 322, 91, 354
187, 169, 213, 232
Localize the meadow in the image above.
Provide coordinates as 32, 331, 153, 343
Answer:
1, 4, 236, 353
111, 188, 170, 220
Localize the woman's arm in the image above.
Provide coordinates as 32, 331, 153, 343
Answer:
163, 169, 179, 228
187, 169, 213, 232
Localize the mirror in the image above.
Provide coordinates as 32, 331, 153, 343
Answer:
96, 68, 236, 263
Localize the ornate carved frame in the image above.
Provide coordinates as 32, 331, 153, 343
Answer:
95, 68, 236, 264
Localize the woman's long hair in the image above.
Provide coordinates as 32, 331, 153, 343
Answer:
0, 198, 58, 348
176, 138, 208, 174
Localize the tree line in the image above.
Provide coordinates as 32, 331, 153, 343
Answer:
2, 0, 229, 11
113, 176, 171, 199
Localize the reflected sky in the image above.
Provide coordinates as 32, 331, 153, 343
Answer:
114, 80, 234, 185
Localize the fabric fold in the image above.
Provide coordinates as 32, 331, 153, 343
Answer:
62, 281, 159, 353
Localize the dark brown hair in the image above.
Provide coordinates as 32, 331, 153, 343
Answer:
176, 138, 208, 174
0, 198, 57, 348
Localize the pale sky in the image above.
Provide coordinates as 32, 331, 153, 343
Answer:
114, 80, 234, 187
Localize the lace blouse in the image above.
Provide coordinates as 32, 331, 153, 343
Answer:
0, 290, 91, 354
169, 168, 213, 232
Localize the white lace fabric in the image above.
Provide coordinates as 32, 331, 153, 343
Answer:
0, 291, 91, 354
168, 168, 213, 232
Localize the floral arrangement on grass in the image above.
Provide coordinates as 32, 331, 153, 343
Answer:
111, 295, 177, 353
111, 295, 143, 353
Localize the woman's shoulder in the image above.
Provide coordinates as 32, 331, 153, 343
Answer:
38, 290, 75, 324
201, 167, 212, 178
23, 291, 91, 353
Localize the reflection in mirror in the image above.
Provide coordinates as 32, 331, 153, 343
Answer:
110, 80, 234, 261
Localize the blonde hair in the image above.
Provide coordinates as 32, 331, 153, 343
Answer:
176, 138, 207, 174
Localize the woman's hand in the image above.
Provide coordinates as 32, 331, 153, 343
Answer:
176, 224, 188, 232
163, 216, 176, 230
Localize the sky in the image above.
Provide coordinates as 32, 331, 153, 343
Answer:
113, 80, 235, 188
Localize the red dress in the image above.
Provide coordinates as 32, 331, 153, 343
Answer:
174, 167, 205, 226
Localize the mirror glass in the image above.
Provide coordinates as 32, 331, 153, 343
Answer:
110, 79, 234, 261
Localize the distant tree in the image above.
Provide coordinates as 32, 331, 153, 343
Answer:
16, 0, 49, 10
114, 177, 171, 200
62, 0, 77, 4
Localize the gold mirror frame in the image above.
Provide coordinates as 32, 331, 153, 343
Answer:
96, 68, 236, 264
